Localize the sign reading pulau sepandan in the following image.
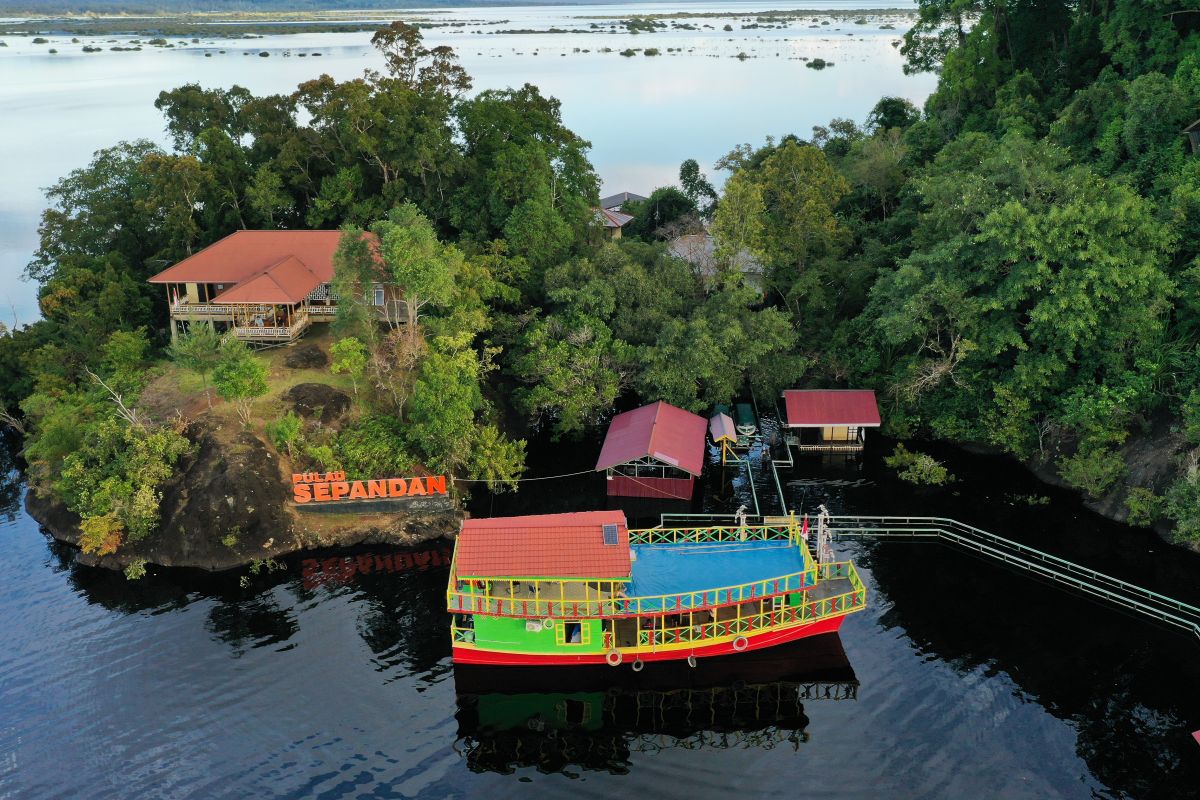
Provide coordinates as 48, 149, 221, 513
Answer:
292, 471, 449, 504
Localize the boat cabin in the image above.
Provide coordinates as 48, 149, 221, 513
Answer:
782, 390, 881, 451
595, 402, 708, 499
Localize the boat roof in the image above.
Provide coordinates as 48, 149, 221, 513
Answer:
595, 401, 708, 476
709, 413, 736, 444
456, 511, 631, 579
782, 390, 881, 427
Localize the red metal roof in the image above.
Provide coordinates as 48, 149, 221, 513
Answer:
782, 390, 881, 427
596, 208, 634, 228
456, 511, 631, 579
148, 230, 346, 285
210, 256, 322, 305
595, 401, 708, 476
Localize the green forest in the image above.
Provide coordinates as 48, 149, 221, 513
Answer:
4, 4, 1200, 555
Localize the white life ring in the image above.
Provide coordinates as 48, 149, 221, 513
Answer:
732, 636, 749, 652
631, 658, 645, 672
541, 618, 554, 630
687, 654, 697, 668
605, 649, 623, 667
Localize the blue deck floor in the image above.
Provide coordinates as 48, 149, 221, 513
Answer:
629, 540, 809, 608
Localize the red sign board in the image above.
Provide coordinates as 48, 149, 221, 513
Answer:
292, 471, 448, 504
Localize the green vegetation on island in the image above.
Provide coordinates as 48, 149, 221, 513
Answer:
4, 2, 1200, 559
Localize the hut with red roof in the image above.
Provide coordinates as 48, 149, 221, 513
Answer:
595, 401, 708, 500
148, 229, 383, 344
781, 390, 881, 451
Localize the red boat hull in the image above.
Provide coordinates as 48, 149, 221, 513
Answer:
452, 612, 847, 666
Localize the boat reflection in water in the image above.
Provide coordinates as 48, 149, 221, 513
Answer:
453, 632, 857, 775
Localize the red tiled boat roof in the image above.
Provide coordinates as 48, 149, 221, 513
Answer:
782, 390, 881, 427
595, 401, 708, 476
210, 256, 322, 305
147, 230, 346, 285
456, 511, 631, 579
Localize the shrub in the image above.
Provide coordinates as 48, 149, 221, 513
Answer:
619, 48, 637, 57
884, 444, 954, 485
265, 411, 303, 458
335, 415, 414, 479
1165, 459, 1200, 543
212, 339, 268, 425
124, 559, 147, 580
1059, 447, 1125, 498
1125, 487, 1163, 527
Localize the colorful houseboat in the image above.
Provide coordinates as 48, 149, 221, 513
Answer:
447, 511, 867, 667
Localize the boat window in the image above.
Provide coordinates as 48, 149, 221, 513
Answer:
560, 621, 585, 645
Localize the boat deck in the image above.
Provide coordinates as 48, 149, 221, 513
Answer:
807, 577, 854, 601
629, 539, 810, 608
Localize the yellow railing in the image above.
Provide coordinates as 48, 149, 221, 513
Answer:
448, 518, 820, 620
627, 522, 794, 545
633, 561, 866, 647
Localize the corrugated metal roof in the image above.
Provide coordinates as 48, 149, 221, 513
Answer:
456, 511, 631, 579
595, 401, 708, 476
709, 413, 736, 443
210, 256, 322, 305
596, 208, 634, 228
600, 191, 647, 210
148, 230, 351, 285
782, 390, 881, 427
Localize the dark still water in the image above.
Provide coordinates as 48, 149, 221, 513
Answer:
2, 427, 1200, 799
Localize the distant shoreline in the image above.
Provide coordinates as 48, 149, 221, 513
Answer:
0, 6, 915, 37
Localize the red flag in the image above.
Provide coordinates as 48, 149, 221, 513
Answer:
801, 515, 809, 539
1193, 729, 1200, 748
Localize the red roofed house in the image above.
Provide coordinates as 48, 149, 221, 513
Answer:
595, 401, 708, 500
595, 207, 634, 240
782, 390, 881, 451
148, 230, 383, 344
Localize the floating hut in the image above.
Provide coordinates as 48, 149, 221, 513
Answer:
782, 390, 881, 452
595, 402, 708, 499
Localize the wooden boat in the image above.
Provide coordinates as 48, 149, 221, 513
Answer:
447, 511, 867, 667
734, 402, 758, 437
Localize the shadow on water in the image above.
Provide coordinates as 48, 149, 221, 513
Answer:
453, 633, 857, 776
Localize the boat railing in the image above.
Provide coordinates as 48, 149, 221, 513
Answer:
449, 519, 824, 619
826, 514, 1200, 641
448, 564, 821, 619
628, 522, 794, 545
633, 561, 867, 647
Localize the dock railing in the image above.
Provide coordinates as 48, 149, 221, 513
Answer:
826, 515, 1200, 641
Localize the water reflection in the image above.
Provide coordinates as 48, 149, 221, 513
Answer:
453, 633, 857, 775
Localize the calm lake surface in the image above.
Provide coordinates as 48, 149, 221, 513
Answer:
2, 418, 1200, 798
0, 1, 933, 325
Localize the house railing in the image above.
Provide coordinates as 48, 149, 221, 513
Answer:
233, 313, 311, 341
171, 302, 235, 316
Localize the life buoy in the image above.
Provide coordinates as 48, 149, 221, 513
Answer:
732, 636, 749, 651
605, 649, 623, 667
631, 659, 644, 672
687, 654, 697, 668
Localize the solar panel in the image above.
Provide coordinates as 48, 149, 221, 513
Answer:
602, 523, 619, 546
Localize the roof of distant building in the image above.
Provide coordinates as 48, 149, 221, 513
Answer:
595, 401, 709, 476
600, 191, 648, 210
148, 230, 348, 286
455, 511, 632, 579
210, 255, 323, 305
782, 390, 881, 427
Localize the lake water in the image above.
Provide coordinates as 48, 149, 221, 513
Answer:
2, 419, 1200, 798
0, 1, 934, 325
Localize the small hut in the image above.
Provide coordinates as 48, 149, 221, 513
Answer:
709, 412, 737, 463
595, 402, 708, 499
782, 390, 881, 451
